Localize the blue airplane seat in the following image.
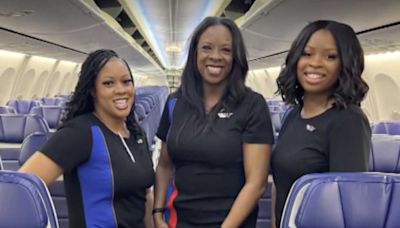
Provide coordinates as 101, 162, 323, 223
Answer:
0, 114, 49, 143
372, 121, 400, 135
280, 172, 400, 228
40, 97, 66, 106
386, 121, 400, 135
6, 99, 40, 114
134, 103, 147, 123
136, 98, 151, 114
30, 105, 63, 129
19, 132, 48, 164
256, 180, 272, 228
19, 132, 69, 228
0, 170, 59, 228
0, 114, 50, 170
0, 106, 16, 114
372, 121, 388, 134
370, 137, 400, 173
48, 180, 68, 228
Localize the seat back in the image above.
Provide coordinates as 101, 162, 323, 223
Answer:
0, 170, 59, 228
257, 181, 272, 228
372, 121, 400, 135
19, 132, 48, 165
0, 106, 16, 114
0, 107, 7, 114
0, 114, 49, 143
370, 137, 400, 172
134, 103, 146, 123
18, 132, 69, 228
30, 106, 63, 129
281, 172, 400, 228
386, 121, 400, 135
6, 99, 39, 114
40, 97, 65, 106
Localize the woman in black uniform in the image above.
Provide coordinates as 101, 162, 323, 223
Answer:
153, 17, 274, 228
20, 49, 155, 228
271, 20, 371, 227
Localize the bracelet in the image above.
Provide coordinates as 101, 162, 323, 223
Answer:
152, 208, 165, 214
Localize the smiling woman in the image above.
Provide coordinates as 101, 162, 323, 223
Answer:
272, 20, 371, 227
153, 17, 274, 228
296, 29, 340, 101
92, 57, 135, 136
20, 49, 155, 228
196, 24, 233, 95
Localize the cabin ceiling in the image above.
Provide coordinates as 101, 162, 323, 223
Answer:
0, 0, 399, 74
0, 0, 166, 76
242, 0, 400, 69
116, 0, 232, 69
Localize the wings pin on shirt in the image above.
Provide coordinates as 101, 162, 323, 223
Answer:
306, 124, 316, 132
217, 108, 233, 119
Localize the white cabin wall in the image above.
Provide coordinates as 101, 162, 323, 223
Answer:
247, 67, 281, 99
11, 55, 57, 99
43, 61, 80, 97
66, 64, 81, 94
0, 50, 27, 105
0, 49, 80, 105
265, 67, 281, 98
0, 48, 168, 107
2, 49, 398, 123
245, 71, 254, 89
246, 70, 262, 96
362, 52, 400, 121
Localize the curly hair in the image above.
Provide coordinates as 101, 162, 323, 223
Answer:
61, 49, 143, 138
276, 20, 369, 108
176, 16, 249, 133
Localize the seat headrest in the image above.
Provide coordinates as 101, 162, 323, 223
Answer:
372, 121, 400, 135
19, 132, 48, 165
6, 99, 39, 114
30, 106, 63, 129
0, 171, 56, 227
370, 138, 400, 172
281, 172, 400, 228
0, 114, 49, 143
135, 104, 146, 122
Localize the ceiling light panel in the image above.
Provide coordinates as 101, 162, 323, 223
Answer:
125, 0, 229, 69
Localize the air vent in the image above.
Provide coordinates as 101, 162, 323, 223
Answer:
224, 0, 255, 20
148, 49, 155, 58
93, 0, 164, 69
116, 10, 136, 35
132, 30, 145, 45
94, 0, 122, 18
141, 41, 150, 51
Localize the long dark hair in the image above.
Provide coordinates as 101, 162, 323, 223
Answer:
276, 20, 369, 108
61, 49, 143, 138
177, 16, 249, 133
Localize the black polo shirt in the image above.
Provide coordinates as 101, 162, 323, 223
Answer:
157, 90, 274, 227
42, 113, 154, 227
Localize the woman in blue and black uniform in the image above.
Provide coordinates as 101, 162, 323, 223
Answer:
153, 17, 274, 228
271, 20, 371, 227
20, 49, 154, 228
